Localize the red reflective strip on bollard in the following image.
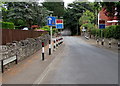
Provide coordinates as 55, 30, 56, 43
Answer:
42, 42, 44, 47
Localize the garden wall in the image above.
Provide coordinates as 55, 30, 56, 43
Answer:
0, 34, 50, 71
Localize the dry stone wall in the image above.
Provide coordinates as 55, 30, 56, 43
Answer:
0, 34, 50, 62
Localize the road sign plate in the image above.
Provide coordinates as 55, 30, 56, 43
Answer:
56, 19, 63, 24
99, 24, 105, 29
56, 19, 63, 29
47, 17, 56, 26
56, 24, 63, 29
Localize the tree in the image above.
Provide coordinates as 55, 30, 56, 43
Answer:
100, 2, 120, 25
42, 1, 64, 17
79, 10, 94, 25
64, 2, 94, 35
3, 2, 34, 28
93, 2, 102, 25
2, 2, 51, 28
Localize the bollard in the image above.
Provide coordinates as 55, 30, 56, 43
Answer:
53, 40, 56, 51
109, 41, 111, 48
61, 38, 63, 44
49, 40, 51, 55
42, 42, 44, 61
56, 39, 58, 48
58, 38, 60, 46
101, 39, 104, 46
96, 39, 99, 44
15, 55, 18, 64
62, 38, 63, 44
1, 60, 4, 73
60, 38, 61, 45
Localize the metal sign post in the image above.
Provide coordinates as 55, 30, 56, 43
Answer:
50, 14, 52, 54
50, 26, 52, 54
47, 15, 56, 54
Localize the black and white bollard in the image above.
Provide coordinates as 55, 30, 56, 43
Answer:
1, 60, 4, 73
58, 38, 60, 46
96, 39, 99, 44
61, 38, 62, 44
56, 39, 58, 48
15, 55, 18, 64
60, 38, 62, 45
61, 38, 63, 44
49, 40, 51, 55
101, 39, 104, 46
109, 41, 111, 48
57, 38, 59, 47
53, 39, 56, 51
42, 42, 44, 61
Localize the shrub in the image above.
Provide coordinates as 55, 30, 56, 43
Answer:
0, 22, 15, 29
37, 26, 57, 35
90, 25, 120, 39
81, 23, 95, 31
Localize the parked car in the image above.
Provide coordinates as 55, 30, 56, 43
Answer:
22, 27, 29, 30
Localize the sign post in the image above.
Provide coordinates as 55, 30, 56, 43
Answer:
47, 16, 56, 55
99, 20, 105, 45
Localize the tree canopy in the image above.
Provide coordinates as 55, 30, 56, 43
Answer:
42, 1, 64, 17
63, 2, 94, 35
2, 2, 51, 28
100, 2, 120, 20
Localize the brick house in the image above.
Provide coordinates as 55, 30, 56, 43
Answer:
98, 8, 119, 27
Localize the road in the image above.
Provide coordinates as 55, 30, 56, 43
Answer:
39, 36, 118, 84
2, 36, 118, 84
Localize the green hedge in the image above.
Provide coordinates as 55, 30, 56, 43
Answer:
90, 25, 120, 39
0, 22, 15, 29
37, 26, 58, 35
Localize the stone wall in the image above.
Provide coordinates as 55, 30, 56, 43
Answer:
0, 34, 50, 62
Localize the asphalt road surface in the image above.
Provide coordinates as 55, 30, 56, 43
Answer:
2, 36, 118, 84
39, 36, 118, 84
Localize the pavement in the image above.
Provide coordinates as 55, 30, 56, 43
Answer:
2, 40, 64, 84
81, 36, 118, 53
1, 36, 118, 84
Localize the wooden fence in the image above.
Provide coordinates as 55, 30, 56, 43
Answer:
1, 29, 48, 45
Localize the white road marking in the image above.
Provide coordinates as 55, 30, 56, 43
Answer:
33, 45, 63, 85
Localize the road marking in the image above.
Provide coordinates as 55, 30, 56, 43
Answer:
32, 45, 64, 85
32, 54, 58, 85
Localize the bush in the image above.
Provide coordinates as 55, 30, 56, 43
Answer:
37, 26, 57, 35
1, 22, 15, 29
81, 23, 95, 31
90, 25, 120, 39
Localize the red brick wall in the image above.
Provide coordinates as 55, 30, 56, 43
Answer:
99, 8, 114, 26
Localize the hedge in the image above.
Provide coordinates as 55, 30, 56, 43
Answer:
37, 26, 58, 35
0, 22, 15, 29
90, 25, 120, 39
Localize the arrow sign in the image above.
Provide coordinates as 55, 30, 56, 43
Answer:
47, 17, 56, 26
48, 17, 52, 24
